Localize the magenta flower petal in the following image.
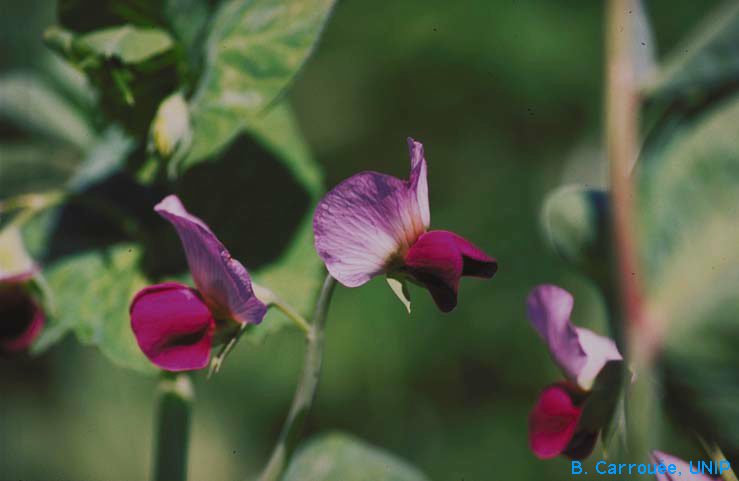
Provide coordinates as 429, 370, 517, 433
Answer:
155, 195, 267, 325
529, 383, 582, 459
403, 230, 463, 312
650, 451, 715, 481
404, 230, 496, 312
527, 284, 621, 390
443, 230, 498, 278
130, 282, 215, 371
0, 284, 44, 353
313, 140, 430, 287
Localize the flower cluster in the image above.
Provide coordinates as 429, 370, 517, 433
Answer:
130, 195, 266, 371
526, 284, 622, 459
130, 138, 497, 372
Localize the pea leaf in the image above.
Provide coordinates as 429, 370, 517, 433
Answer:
638, 91, 739, 453
644, 2, 739, 104
78, 25, 174, 64
282, 433, 431, 481
34, 244, 156, 374
0, 71, 96, 150
182, 0, 336, 170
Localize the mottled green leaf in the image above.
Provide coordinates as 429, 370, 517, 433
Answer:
638, 91, 739, 452
644, 2, 739, 103
183, 0, 336, 168
34, 244, 156, 374
282, 433, 431, 481
78, 25, 174, 64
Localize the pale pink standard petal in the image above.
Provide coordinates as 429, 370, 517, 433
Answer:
574, 327, 622, 389
527, 284, 621, 390
651, 451, 716, 481
314, 148, 430, 287
155, 195, 267, 325
529, 383, 582, 459
130, 282, 215, 371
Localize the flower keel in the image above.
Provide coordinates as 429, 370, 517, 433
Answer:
131, 282, 216, 371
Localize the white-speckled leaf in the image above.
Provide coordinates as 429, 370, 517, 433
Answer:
638, 91, 739, 452
34, 244, 156, 374
79, 25, 174, 64
182, 0, 336, 168
282, 433, 431, 481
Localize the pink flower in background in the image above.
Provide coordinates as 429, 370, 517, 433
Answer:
650, 451, 718, 481
130, 195, 266, 371
0, 284, 44, 354
527, 284, 622, 391
0, 228, 44, 354
313, 138, 496, 312
526, 284, 622, 460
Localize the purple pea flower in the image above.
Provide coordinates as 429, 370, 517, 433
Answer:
0, 228, 44, 354
526, 284, 622, 460
313, 138, 497, 312
130, 195, 267, 371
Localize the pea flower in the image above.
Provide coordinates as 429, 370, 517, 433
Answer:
313, 138, 497, 312
0, 228, 44, 354
130, 195, 267, 371
650, 451, 717, 481
526, 284, 622, 459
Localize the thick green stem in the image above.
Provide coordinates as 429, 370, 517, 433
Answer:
153, 372, 193, 481
254, 274, 337, 481
605, 0, 654, 463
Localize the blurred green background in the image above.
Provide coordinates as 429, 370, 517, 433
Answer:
0, 1, 721, 480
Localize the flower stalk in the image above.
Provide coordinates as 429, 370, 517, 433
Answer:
254, 274, 337, 481
605, 0, 656, 462
153, 372, 193, 481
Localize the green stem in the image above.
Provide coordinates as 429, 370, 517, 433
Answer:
270, 297, 311, 336
252, 284, 312, 336
605, 0, 654, 464
254, 274, 337, 481
153, 372, 193, 481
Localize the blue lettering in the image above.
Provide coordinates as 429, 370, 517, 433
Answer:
668, 463, 677, 475
571, 460, 582, 475
719, 461, 731, 475
595, 461, 606, 474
